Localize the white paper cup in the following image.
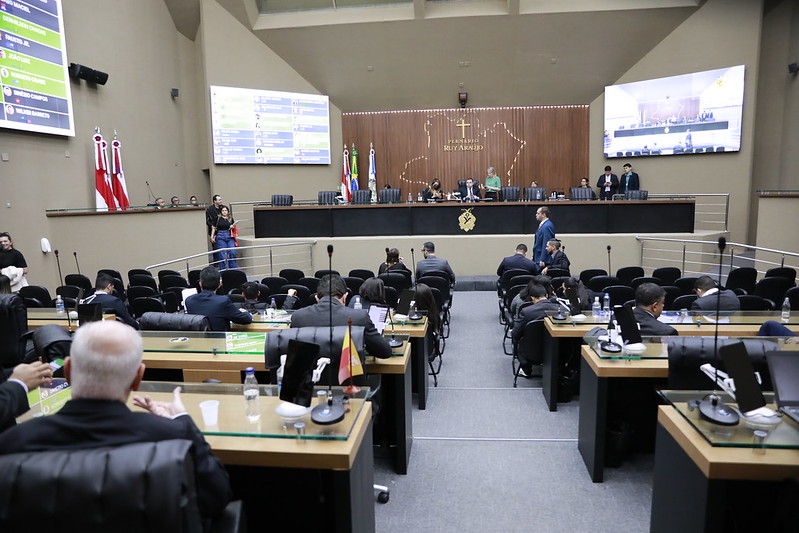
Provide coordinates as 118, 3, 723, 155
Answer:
199, 400, 219, 426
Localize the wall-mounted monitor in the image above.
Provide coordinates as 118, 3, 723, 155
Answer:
210, 85, 330, 165
0, 0, 74, 136
603, 65, 745, 158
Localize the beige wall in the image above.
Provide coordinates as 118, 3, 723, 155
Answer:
197, 0, 344, 205
589, 0, 763, 243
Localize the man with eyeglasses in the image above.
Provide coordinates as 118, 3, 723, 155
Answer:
632, 283, 678, 336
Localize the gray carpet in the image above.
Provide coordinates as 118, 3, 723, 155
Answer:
374, 291, 653, 532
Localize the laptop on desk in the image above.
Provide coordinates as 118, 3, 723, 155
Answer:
766, 351, 799, 424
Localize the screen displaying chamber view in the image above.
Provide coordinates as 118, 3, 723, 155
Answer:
603, 65, 745, 158
0, 0, 74, 136
210, 85, 331, 165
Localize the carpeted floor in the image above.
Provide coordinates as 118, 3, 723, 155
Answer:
373, 291, 653, 532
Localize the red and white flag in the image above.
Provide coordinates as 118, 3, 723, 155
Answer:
93, 130, 117, 211
110, 135, 130, 209
340, 145, 351, 202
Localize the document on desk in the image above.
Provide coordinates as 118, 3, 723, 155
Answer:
369, 306, 388, 334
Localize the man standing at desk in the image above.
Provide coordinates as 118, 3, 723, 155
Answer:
531, 206, 555, 272
632, 283, 678, 336
185, 266, 252, 331
596, 166, 618, 200
416, 242, 456, 284
618, 163, 640, 194
0, 320, 232, 520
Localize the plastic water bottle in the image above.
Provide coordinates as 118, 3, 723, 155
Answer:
243, 367, 261, 422
592, 296, 601, 318
267, 297, 277, 319
408, 192, 413, 203
353, 296, 362, 310
417, 191, 423, 202
55, 295, 65, 316
603, 293, 611, 317
782, 297, 791, 322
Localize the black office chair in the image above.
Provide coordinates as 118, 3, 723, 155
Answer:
188, 270, 202, 290
261, 276, 289, 295
624, 190, 648, 200
352, 189, 371, 205
765, 267, 797, 285
342, 276, 364, 296
545, 267, 570, 278
586, 275, 621, 293
379, 272, 412, 293
417, 276, 452, 338
662, 286, 683, 310
271, 194, 293, 206
667, 337, 778, 390
127, 269, 152, 284
348, 269, 375, 281
383, 286, 399, 309
604, 285, 635, 308
630, 276, 662, 289
501, 284, 527, 355
314, 269, 340, 279
139, 312, 210, 331
221, 270, 248, 294
97, 268, 123, 282
652, 267, 682, 286
0, 439, 244, 533
281, 284, 313, 308
523, 187, 547, 202
615, 266, 644, 286
55, 285, 83, 300
673, 276, 699, 295
754, 277, 793, 309
497, 268, 530, 321
159, 274, 190, 292
512, 320, 546, 387
317, 190, 338, 205
579, 269, 607, 286
131, 297, 166, 318
725, 267, 757, 295
18, 286, 54, 308
279, 269, 305, 284
379, 188, 401, 204
738, 294, 772, 311
500, 186, 520, 202
0, 294, 28, 369
569, 187, 594, 201
127, 285, 158, 302
297, 277, 320, 294
65, 274, 93, 294
786, 286, 799, 311
128, 274, 158, 292
672, 294, 697, 310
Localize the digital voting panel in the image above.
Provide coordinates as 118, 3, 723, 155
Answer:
0, 0, 74, 136
210, 85, 331, 165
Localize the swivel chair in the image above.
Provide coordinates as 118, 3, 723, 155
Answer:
378, 188, 401, 204
317, 190, 338, 205
524, 187, 547, 202
352, 189, 372, 205
271, 194, 293, 207
500, 186, 520, 202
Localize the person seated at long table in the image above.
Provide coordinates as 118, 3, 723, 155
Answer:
691, 275, 740, 313
422, 178, 445, 202
632, 283, 677, 336
378, 248, 412, 277
457, 178, 481, 203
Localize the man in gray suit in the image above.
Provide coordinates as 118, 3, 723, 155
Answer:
632, 283, 678, 336
691, 275, 740, 312
290, 274, 392, 367
415, 241, 456, 284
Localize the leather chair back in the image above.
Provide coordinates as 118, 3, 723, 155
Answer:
271, 194, 294, 206
624, 190, 649, 200
264, 326, 365, 384
569, 187, 594, 201
379, 188, 401, 204
352, 189, 371, 204
0, 294, 28, 368
317, 190, 338, 205
0, 439, 204, 533
139, 312, 210, 331
500, 186, 520, 202
524, 187, 547, 201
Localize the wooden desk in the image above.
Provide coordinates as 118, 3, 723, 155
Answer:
650, 406, 799, 532
543, 314, 799, 412
139, 332, 414, 475
131, 386, 375, 533
27, 309, 115, 331
578, 344, 668, 483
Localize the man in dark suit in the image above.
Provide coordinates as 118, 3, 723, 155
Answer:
632, 283, 678, 336
596, 165, 619, 200
0, 361, 53, 432
290, 274, 392, 373
511, 284, 561, 377
496, 243, 536, 276
457, 178, 481, 202
532, 206, 555, 271
416, 241, 456, 284
691, 275, 740, 312
0, 321, 231, 519
82, 273, 138, 328
539, 239, 570, 275
205, 194, 224, 264
618, 163, 640, 194
185, 266, 252, 331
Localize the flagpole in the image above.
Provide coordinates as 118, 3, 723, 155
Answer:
343, 317, 360, 395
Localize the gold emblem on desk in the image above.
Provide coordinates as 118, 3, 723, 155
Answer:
458, 208, 476, 232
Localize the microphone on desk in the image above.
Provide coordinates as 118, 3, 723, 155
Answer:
54, 249, 63, 287
311, 243, 346, 426
606, 245, 612, 274
73, 251, 81, 275
697, 235, 739, 426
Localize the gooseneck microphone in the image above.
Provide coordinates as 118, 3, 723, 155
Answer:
698, 236, 739, 426
145, 180, 156, 204
311, 244, 345, 425
606, 245, 612, 274
73, 251, 81, 275
54, 249, 63, 287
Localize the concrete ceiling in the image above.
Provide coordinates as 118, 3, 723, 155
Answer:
175, 1, 702, 111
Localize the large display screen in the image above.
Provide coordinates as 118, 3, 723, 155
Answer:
210, 85, 330, 165
604, 65, 745, 158
0, 0, 74, 136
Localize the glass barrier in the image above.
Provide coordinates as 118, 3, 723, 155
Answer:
547, 309, 799, 327
583, 335, 796, 361
659, 390, 799, 450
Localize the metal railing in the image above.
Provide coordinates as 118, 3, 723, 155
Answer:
145, 241, 317, 280
648, 193, 729, 232
636, 236, 799, 282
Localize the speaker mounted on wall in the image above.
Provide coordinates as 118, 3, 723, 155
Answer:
68, 63, 109, 85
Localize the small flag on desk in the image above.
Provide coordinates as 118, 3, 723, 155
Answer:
340, 145, 351, 202
368, 145, 377, 203
338, 326, 363, 385
110, 134, 130, 209
350, 144, 359, 193
93, 129, 117, 211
